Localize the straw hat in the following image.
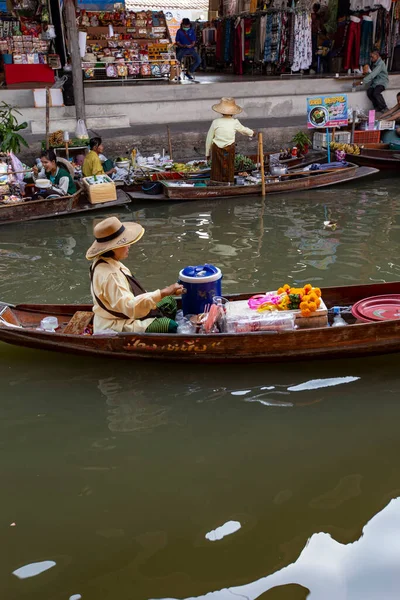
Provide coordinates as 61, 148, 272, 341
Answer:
86, 216, 144, 260
212, 97, 242, 115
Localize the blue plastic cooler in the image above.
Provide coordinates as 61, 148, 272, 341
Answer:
179, 264, 222, 315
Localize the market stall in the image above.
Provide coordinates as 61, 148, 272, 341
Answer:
207, 0, 400, 76
0, 2, 60, 86
78, 9, 176, 83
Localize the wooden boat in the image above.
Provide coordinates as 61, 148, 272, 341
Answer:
121, 150, 328, 194
128, 164, 378, 202
0, 187, 131, 226
349, 148, 400, 170
0, 281, 399, 363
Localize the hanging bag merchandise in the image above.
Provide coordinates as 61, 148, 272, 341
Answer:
76, 119, 88, 140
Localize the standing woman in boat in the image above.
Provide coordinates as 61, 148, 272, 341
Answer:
86, 217, 184, 334
206, 97, 254, 185
33, 149, 76, 195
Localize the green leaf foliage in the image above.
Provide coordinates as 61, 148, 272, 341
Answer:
0, 102, 28, 153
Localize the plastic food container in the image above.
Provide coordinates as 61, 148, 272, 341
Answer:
226, 311, 296, 333
41, 316, 58, 332
179, 264, 222, 315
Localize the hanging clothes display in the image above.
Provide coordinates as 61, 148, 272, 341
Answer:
291, 10, 312, 72
244, 17, 256, 60
234, 18, 243, 74
343, 16, 361, 71
224, 18, 232, 63
360, 15, 373, 65
277, 11, 290, 68
270, 12, 282, 63
375, 7, 389, 57
263, 13, 273, 62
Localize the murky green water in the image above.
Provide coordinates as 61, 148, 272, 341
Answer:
1, 176, 400, 600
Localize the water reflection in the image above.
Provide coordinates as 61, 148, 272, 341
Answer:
12, 560, 56, 579
155, 497, 400, 600
1, 178, 400, 599
98, 376, 171, 433
1, 352, 400, 599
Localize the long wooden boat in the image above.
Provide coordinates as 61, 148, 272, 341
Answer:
0, 188, 131, 225
128, 165, 378, 202
0, 281, 399, 363
121, 150, 328, 194
349, 148, 400, 170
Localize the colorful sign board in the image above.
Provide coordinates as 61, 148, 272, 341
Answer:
307, 94, 348, 129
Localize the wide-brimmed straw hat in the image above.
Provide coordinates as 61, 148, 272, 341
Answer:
86, 216, 144, 260
212, 97, 242, 115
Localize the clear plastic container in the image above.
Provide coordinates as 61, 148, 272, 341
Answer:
40, 316, 58, 332
226, 311, 296, 333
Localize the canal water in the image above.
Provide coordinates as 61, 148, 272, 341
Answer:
1, 175, 400, 600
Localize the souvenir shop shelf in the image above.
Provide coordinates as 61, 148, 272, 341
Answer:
0, 4, 58, 86
79, 10, 175, 83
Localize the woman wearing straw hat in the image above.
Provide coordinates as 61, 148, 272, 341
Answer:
206, 98, 254, 185
86, 217, 183, 334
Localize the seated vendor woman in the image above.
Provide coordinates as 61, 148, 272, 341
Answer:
82, 137, 116, 178
33, 149, 76, 195
86, 216, 183, 334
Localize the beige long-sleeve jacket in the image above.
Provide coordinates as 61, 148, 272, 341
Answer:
91, 257, 161, 334
205, 117, 254, 157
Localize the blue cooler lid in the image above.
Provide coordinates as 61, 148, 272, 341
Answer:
179, 264, 222, 284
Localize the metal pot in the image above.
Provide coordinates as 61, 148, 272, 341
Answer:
269, 165, 288, 176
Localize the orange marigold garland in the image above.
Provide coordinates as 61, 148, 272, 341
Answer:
276, 283, 323, 317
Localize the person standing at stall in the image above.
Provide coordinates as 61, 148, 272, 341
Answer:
175, 18, 201, 80
206, 97, 254, 185
358, 50, 389, 114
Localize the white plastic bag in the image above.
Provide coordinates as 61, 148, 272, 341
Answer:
75, 119, 88, 140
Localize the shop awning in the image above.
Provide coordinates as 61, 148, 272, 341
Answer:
125, 0, 209, 10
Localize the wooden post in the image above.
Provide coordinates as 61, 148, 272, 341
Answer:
351, 109, 356, 144
65, 141, 69, 160
258, 132, 266, 196
45, 87, 50, 150
167, 125, 173, 160
64, 0, 86, 123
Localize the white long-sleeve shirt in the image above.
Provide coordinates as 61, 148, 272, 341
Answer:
205, 117, 254, 157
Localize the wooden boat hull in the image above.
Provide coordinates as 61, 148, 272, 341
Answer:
160, 165, 377, 201
350, 149, 400, 170
1, 281, 399, 363
0, 188, 131, 225
121, 151, 327, 195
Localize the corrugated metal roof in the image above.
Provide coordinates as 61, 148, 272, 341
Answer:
125, 0, 209, 10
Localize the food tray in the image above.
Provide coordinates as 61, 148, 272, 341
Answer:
352, 294, 400, 322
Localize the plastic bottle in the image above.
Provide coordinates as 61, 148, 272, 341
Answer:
332, 306, 348, 327
291, 146, 298, 157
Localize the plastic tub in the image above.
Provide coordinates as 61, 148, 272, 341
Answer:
41, 316, 58, 332
179, 264, 222, 315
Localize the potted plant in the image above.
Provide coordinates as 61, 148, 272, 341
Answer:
292, 131, 312, 155
0, 102, 28, 153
